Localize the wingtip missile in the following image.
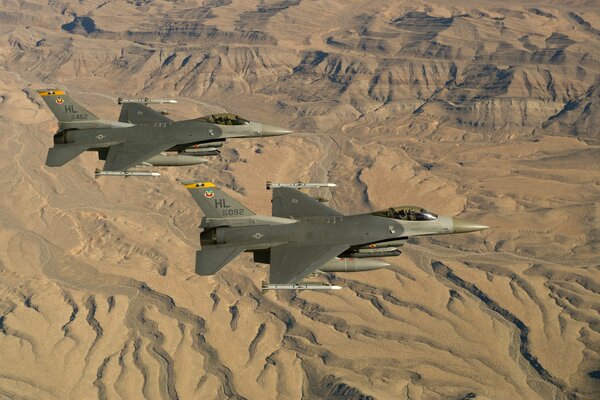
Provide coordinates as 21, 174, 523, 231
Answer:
266, 181, 337, 190
95, 169, 161, 178
262, 283, 342, 290
117, 97, 178, 105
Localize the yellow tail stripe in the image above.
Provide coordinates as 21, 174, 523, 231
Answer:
184, 182, 216, 189
38, 90, 66, 97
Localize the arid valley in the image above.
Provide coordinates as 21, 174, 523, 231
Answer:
0, 0, 599, 399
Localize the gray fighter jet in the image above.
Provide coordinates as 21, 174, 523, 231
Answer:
182, 181, 489, 290
37, 89, 292, 176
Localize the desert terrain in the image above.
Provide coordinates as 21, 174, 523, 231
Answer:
0, 0, 599, 399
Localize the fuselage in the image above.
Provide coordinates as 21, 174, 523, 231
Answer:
200, 210, 488, 275
203, 213, 454, 251
38, 90, 293, 172
53, 119, 265, 150
182, 182, 488, 282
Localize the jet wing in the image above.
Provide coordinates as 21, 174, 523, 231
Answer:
118, 103, 172, 124
269, 243, 349, 284
102, 141, 175, 171
272, 187, 343, 218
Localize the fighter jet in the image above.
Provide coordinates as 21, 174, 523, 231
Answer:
37, 90, 292, 177
182, 181, 489, 290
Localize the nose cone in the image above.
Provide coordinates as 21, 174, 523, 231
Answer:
261, 124, 293, 137
452, 217, 489, 234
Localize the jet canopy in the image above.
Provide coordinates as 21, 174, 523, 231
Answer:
372, 206, 438, 221
196, 113, 250, 126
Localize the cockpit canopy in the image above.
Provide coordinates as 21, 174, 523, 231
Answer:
196, 113, 250, 126
372, 206, 438, 221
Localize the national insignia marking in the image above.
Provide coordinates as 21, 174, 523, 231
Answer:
55, 97, 64, 104
204, 189, 214, 198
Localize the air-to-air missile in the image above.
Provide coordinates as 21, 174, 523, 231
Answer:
181, 181, 489, 290
36, 90, 292, 177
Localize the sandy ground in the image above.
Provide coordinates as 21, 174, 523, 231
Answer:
0, 1, 598, 399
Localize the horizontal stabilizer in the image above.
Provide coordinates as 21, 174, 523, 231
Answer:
46, 145, 88, 167
195, 246, 245, 275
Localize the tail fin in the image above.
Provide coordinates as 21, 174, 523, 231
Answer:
184, 182, 255, 218
195, 246, 245, 275
37, 89, 99, 124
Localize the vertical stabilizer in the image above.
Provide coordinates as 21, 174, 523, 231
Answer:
37, 89, 99, 124
183, 182, 255, 218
